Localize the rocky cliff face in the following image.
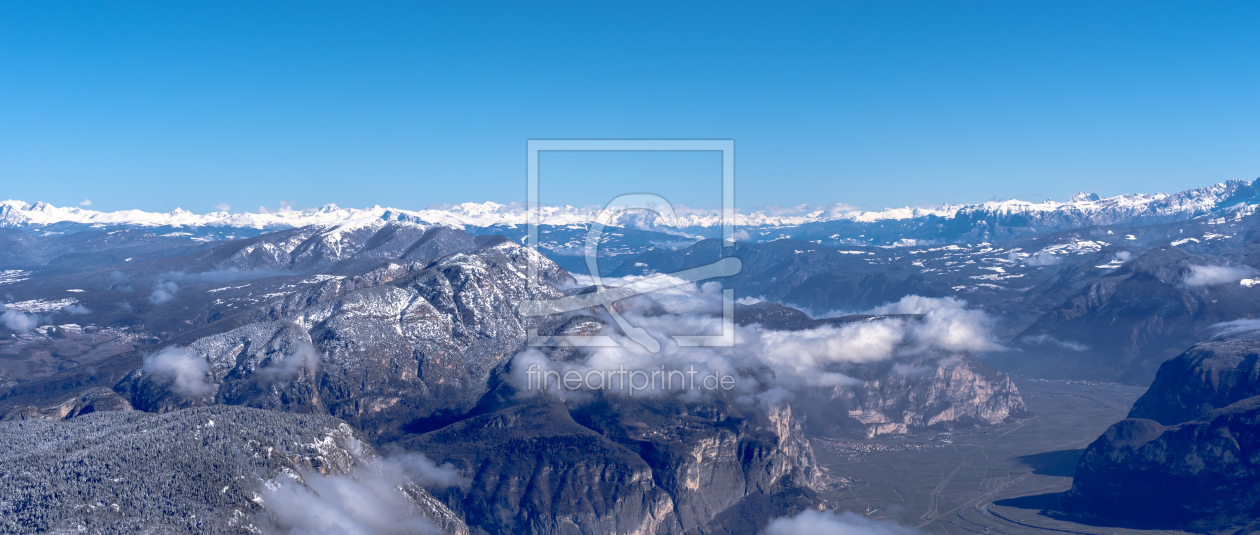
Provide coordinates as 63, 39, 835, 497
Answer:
792, 353, 1029, 438
736, 302, 1030, 438
402, 383, 825, 535
1064, 398, 1260, 531
401, 395, 683, 535
1128, 338, 1260, 425
1, 386, 133, 421
1065, 338, 1260, 531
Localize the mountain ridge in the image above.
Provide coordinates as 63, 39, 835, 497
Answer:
4, 178, 1256, 239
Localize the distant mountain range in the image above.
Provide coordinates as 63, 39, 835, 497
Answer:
4, 179, 1256, 247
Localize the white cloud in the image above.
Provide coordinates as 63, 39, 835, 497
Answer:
1023, 251, 1062, 266
869, 295, 1003, 354
149, 281, 180, 304
1021, 334, 1089, 351
764, 509, 922, 535
387, 452, 471, 490
79, 198, 92, 206
142, 346, 214, 398
259, 456, 443, 535
1184, 265, 1256, 286
162, 268, 284, 284
1, 310, 41, 332
1211, 318, 1260, 338
214, 203, 231, 211
62, 304, 91, 315
508, 277, 1000, 396
254, 343, 321, 384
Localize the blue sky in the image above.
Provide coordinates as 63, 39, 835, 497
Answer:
1, 1, 1257, 213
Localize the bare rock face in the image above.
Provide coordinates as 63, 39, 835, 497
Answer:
401, 396, 684, 535
0, 406, 467, 535
1064, 398, 1260, 531
1065, 339, 1260, 531
570, 393, 824, 532
1128, 338, 1260, 425
798, 354, 1029, 438
404, 387, 825, 535
1, 387, 133, 421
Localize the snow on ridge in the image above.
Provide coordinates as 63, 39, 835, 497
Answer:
1, 179, 1254, 232
4, 298, 80, 313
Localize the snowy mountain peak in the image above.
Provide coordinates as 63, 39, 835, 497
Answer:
1, 179, 1255, 236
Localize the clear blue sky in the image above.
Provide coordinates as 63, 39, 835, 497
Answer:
1, 1, 1257, 213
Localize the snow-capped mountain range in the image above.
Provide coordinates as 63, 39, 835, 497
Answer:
3, 179, 1256, 247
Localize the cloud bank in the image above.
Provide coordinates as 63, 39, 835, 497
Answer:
254, 343, 321, 385
259, 456, 444, 535
509, 276, 1000, 396
1211, 318, 1260, 338
387, 452, 472, 491
142, 346, 213, 398
161, 268, 286, 284
1, 310, 42, 332
1023, 251, 1062, 267
149, 281, 180, 304
763, 509, 922, 535
1184, 265, 1256, 286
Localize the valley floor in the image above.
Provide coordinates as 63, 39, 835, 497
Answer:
814, 380, 1184, 535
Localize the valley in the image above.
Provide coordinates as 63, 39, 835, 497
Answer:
816, 379, 1176, 535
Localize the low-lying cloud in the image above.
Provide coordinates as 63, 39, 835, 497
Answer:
62, 304, 91, 315
109, 270, 134, 292
149, 281, 180, 304
1022, 251, 1062, 267
161, 268, 286, 284
1184, 265, 1256, 286
387, 452, 472, 491
142, 346, 214, 398
254, 343, 321, 385
1211, 318, 1260, 338
1021, 334, 1089, 351
509, 276, 1000, 396
1, 310, 42, 333
763, 509, 922, 535
259, 456, 445, 535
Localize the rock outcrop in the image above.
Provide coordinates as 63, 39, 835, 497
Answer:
1065, 338, 1260, 531
1128, 338, 1260, 425
1, 387, 133, 421
793, 353, 1029, 438
1064, 398, 1260, 531
403, 385, 825, 535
